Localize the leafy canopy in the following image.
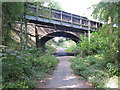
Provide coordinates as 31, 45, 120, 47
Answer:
92, 1, 119, 24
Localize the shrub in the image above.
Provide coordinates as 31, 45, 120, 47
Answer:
65, 45, 76, 52
2, 47, 59, 88
70, 54, 118, 88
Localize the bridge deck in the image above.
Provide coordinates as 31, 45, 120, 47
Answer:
26, 3, 102, 31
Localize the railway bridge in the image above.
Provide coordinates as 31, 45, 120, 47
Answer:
19, 3, 102, 51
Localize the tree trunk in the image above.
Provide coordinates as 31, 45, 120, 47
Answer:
108, 16, 113, 34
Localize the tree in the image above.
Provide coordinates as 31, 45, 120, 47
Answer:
2, 0, 61, 48
34, 0, 61, 10
92, 1, 119, 23
2, 2, 24, 46
91, 1, 119, 34
47, 0, 61, 10
91, 0, 119, 63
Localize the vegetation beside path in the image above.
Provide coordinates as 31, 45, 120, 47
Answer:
70, 25, 119, 88
2, 1, 61, 88
1, 0, 119, 89
69, 1, 119, 88
2, 47, 59, 88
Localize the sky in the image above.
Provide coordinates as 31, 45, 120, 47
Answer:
54, 0, 101, 20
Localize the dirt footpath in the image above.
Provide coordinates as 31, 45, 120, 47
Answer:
38, 56, 93, 88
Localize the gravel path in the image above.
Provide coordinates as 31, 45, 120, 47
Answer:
38, 56, 93, 88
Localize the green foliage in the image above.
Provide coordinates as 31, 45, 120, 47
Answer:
70, 23, 119, 88
70, 25, 119, 88
2, 1, 62, 86
32, 0, 61, 10
2, 2, 24, 45
56, 38, 65, 47
2, 1, 61, 46
45, 39, 57, 53
46, 0, 61, 10
65, 44, 76, 52
107, 63, 118, 76
74, 25, 118, 61
91, 1, 119, 23
70, 54, 118, 88
2, 47, 59, 88
3, 81, 29, 88
70, 1, 119, 87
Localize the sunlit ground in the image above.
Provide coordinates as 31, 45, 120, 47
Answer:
106, 76, 118, 88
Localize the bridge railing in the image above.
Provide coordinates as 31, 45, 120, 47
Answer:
27, 3, 102, 31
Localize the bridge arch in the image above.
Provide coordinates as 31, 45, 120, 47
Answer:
38, 32, 81, 52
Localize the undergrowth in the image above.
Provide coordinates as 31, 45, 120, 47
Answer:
65, 44, 76, 52
69, 25, 119, 88
70, 55, 118, 88
2, 46, 59, 88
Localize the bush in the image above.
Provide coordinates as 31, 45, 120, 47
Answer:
65, 44, 76, 52
2, 47, 59, 88
45, 44, 56, 54
70, 54, 118, 88
3, 81, 29, 88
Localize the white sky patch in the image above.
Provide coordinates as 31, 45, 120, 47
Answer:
53, 37, 60, 42
53, 37, 65, 42
55, 0, 101, 20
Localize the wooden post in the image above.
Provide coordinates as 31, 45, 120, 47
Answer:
84, 31, 87, 37
20, 19, 23, 50
71, 14, 73, 27
96, 22, 98, 31
108, 16, 113, 34
88, 30, 90, 42
24, 2, 28, 50
88, 20, 91, 42
80, 17, 82, 28
49, 7, 51, 22
35, 25, 39, 48
61, 11, 62, 25
35, 3, 39, 48
25, 20, 28, 50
